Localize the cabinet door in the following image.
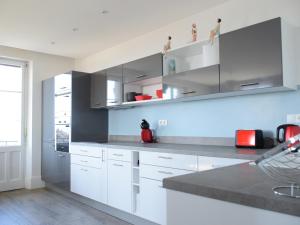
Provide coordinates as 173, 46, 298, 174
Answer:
220, 18, 283, 92
107, 160, 132, 213
139, 178, 166, 225
41, 142, 57, 183
123, 53, 163, 83
106, 66, 123, 106
163, 65, 219, 100
55, 151, 70, 191
90, 71, 107, 108
71, 162, 107, 203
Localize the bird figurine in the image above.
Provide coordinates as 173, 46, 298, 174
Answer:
163, 36, 172, 53
209, 18, 221, 44
192, 23, 197, 42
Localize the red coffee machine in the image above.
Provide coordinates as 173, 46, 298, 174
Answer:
140, 119, 153, 143
276, 124, 300, 143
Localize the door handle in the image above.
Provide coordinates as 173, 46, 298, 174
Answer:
182, 91, 196, 95
80, 149, 88, 153
240, 82, 259, 88
113, 163, 124, 167
80, 168, 88, 172
57, 154, 65, 158
158, 171, 173, 175
136, 74, 147, 79
158, 156, 173, 160
80, 160, 88, 163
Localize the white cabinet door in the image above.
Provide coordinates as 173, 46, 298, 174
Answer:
71, 163, 107, 204
107, 160, 132, 213
139, 178, 166, 225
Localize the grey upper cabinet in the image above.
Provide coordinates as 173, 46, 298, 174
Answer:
123, 53, 163, 83
163, 65, 220, 100
90, 66, 123, 108
220, 18, 283, 92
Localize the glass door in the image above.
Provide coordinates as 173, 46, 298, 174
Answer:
0, 58, 26, 192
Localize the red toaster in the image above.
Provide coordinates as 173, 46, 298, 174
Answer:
235, 130, 264, 149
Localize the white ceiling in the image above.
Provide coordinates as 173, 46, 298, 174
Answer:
0, 0, 228, 58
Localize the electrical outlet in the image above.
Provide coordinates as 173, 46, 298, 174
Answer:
287, 114, 300, 123
158, 119, 168, 127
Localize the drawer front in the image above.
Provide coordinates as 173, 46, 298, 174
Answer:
198, 156, 249, 171
108, 148, 132, 162
71, 154, 103, 169
71, 164, 107, 203
140, 152, 197, 171
140, 164, 193, 181
70, 144, 103, 158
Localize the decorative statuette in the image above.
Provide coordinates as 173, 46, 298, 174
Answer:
209, 18, 221, 44
163, 36, 172, 53
192, 23, 197, 42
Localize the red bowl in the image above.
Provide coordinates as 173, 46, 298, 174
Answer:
135, 95, 152, 101
156, 89, 163, 98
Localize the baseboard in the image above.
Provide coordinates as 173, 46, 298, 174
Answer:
25, 176, 45, 189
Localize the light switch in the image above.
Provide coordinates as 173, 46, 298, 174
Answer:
287, 114, 300, 123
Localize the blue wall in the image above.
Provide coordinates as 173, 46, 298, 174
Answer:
109, 90, 300, 138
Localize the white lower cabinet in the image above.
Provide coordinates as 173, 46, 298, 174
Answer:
107, 160, 132, 213
71, 163, 107, 203
139, 178, 166, 225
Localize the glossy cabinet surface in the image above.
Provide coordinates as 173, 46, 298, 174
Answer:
107, 160, 132, 213
220, 18, 283, 92
90, 66, 123, 108
163, 65, 220, 100
123, 53, 163, 84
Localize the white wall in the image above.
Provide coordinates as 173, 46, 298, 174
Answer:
75, 0, 300, 84
0, 45, 74, 189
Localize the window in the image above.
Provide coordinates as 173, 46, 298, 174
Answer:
0, 62, 24, 146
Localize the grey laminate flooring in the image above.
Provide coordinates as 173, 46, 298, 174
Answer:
0, 189, 132, 225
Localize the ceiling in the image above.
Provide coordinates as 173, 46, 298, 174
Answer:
0, 0, 228, 58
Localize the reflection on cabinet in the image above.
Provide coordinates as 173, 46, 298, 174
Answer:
220, 17, 296, 92
163, 65, 220, 100
107, 160, 132, 213
123, 53, 163, 103
90, 66, 123, 108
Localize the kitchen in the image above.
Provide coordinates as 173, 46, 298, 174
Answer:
0, 0, 300, 225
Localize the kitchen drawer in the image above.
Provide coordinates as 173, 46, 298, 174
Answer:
71, 154, 104, 169
140, 164, 193, 181
140, 152, 197, 171
70, 144, 104, 158
71, 164, 107, 203
197, 156, 249, 171
108, 148, 132, 162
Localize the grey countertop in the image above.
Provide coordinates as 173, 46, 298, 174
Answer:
163, 162, 300, 217
72, 141, 269, 160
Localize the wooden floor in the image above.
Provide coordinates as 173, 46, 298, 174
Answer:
0, 189, 132, 225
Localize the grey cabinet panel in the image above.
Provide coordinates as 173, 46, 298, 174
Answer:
42, 78, 55, 142
163, 65, 220, 100
71, 71, 108, 143
123, 53, 163, 83
220, 18, 283, 92
90, 71, 107, 108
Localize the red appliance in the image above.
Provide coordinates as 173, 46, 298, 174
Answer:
235, 130, 264, 149
276, 124, 300, 144
135, 95, 152, 101
140, 119, 153, 143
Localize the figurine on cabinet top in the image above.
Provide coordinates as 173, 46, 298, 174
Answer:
163, 36, 172, 53
209, 18, 221, 44
192, 23, 197, 42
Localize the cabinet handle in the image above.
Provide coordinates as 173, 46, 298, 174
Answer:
102, 149, 105, 162
80, 160, 88, 163
113, 163, 124, 167
182, 91, 196, 95
57, 154, 65, 158
158, 170, 173, 175
136, 74, 147, 79
80, 168, 88, 172
108, 101, 118, 103
113, 153, 123, 157
158, 156, 173, 160
240, 82, 259, 88
80, 149, 88, 153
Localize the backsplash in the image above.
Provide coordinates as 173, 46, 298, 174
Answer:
109, 89, 300, 138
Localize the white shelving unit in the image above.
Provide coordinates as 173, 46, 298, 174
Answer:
132, 151, 140, 215
163, 37, 219, 75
